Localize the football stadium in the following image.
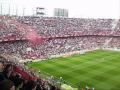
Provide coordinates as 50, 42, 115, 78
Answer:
0, 0, 120, 90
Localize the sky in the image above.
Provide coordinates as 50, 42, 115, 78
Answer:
0, 0, 120, 18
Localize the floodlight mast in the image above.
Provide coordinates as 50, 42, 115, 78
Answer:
23, 8, 25, 16
0, 3, 2, 15
16, 6, 18, 16
8, 4, 10, 15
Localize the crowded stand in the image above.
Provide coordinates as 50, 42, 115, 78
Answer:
0, 36, 112, 59
0, 56, 60, 90
0, 15, 120, 59
108, 37, 120, 48
0, 16, 22, 40
0, 16, 120, 42
17, 17, 115, 37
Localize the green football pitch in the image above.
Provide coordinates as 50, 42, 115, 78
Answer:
27, 50, 120, 90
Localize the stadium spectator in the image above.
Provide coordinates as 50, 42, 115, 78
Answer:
3, 64, 13, 79
22, 80, 37, 90
0, 61, 5, 82
0, 79, 15, 90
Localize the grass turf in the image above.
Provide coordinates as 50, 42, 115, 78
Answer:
27, 50, 120, 90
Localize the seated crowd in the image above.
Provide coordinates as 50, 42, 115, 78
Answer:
0, 36, 111, 59
0, 58, 60, 90
0, 16, 120, 42
0, 15, 120, 60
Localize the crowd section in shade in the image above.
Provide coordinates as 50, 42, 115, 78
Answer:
0, 15, 120, 90
0, 57, 60, 90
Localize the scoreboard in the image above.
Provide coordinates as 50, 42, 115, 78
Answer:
54, 8, 68, 17
35, 7, 46, 16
